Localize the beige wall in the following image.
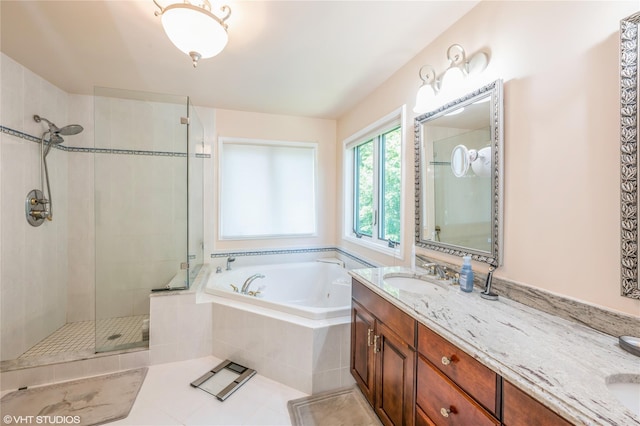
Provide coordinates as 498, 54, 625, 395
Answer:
337, 1, 640, 317
212, 108, 337, 251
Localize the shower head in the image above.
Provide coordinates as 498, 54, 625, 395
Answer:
58, 124, 83, 136
33, 115, 83, 144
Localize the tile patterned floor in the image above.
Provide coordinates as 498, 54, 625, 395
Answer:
19, 315, 149, 359
95, 315, 149, 352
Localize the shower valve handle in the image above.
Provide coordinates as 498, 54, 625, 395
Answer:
29, 197, 49, 206
29, 210, 48, 220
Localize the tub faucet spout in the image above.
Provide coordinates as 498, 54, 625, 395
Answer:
241, 273, 265, 294
226, 256, 236, 270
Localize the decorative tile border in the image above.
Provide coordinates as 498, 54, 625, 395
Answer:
1, 125, 211, 158
210, 246, 377, 268
0, 126, 42, 144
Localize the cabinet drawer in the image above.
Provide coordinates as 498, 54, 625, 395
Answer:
416, 405, 436, 426
416, 355, 499, 426
418, 323, 497, 414
503, 381, 572, 426
352, 279, 416, 346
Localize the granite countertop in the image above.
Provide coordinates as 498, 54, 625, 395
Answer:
350, 267, 640, 426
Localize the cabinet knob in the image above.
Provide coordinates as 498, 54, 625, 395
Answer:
440, 407, 451, 418
441, 356, 452, 366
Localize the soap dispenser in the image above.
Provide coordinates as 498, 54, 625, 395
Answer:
459, 255, 474, 292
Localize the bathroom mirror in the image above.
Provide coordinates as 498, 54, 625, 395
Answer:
620, 12, 640, 299
414, 80, 503, 266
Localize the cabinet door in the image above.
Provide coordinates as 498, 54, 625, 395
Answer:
503, 381, 572, 426
351, 300, 376, 405
375, 321, 416, 426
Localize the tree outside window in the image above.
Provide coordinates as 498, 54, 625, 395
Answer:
352, 126, 401, 246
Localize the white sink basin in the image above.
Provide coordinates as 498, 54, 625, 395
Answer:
382, 274, 448, 295
606, 375, 640, 417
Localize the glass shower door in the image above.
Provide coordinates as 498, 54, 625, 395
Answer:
93, 87, 189, 353
187, 97, 204, 285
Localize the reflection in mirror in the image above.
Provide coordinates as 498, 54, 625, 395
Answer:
415, 80, 503, 266
620, 12, 640, 299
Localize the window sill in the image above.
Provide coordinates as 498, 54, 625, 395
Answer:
344, 234, 403, 260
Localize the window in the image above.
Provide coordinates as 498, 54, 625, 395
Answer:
219, 138, 317, 239
345, 109, 403, 251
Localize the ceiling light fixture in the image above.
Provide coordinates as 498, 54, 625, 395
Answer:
153, 0, 231, 68
414, 44, 489, 114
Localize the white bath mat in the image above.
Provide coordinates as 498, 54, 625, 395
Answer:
0, 368, 147, 425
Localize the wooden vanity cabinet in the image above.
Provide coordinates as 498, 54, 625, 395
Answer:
351, 278, 574, 426
351, 279, 416, 426
416, 323, 499, 425
416, 356, 499, 426
418, 324, 499, 415
502, 381, 573, 426
351, 300, 376, 403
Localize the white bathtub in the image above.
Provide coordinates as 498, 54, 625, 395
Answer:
204, 261, 352, 320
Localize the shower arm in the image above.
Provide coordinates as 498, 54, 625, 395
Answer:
38, 131, 52, 220
31, 115, 83, 223
42, 151, 53, 220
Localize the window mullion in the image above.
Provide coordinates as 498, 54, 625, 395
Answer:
372, 136, 381, 243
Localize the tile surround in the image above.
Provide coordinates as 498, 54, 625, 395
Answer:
0, 53, 70, 360
0, 54, 210, 362
209, 296, 354, 394
0, 349, 150, 392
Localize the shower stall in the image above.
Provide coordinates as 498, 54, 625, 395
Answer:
0, 86, 204, 366
93, 87, 204, 353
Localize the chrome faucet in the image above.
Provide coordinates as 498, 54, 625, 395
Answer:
226, 256, 236, 270
419, 261, 446, 278
434, 265, 448, 279
480, 266, 498, 300
241, 273, 265, 294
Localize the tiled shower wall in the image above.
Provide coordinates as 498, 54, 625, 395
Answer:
93, 94, 189, 320
1, 53, 72, 360
1, 52, 192, 360
66, 95, 96, 323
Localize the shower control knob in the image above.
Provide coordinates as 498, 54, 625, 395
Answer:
29, 197, 48, 205
30, 210, 47, 219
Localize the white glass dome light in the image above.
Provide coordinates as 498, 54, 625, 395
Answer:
155, 0, 231, 67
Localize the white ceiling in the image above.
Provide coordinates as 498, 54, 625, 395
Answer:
1, 0, 479, 119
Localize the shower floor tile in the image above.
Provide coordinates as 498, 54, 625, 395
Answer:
95, 315, 149, 352
19, 315, 149, 359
